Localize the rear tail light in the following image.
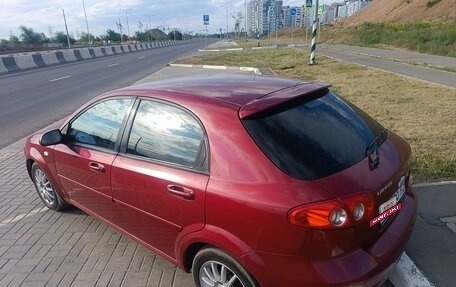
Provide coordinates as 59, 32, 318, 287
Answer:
288, 193, 376, 230
352, 203, 365, 221
330, 209, 347, 226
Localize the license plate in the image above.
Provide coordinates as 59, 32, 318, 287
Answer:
379, 196, 397, 214
378, 176, 406, 218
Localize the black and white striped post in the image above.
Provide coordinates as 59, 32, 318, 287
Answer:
309, 0, 319, 65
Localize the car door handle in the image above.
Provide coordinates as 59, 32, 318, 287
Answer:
88, 162, 105, 173
167, 185, 195, 200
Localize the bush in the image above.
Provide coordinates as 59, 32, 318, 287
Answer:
427, 0, 442, 8
345, 20, 456, 57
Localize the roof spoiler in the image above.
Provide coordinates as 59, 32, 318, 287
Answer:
239, 82, 331, 119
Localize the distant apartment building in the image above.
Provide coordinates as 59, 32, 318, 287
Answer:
269, 0, 283, 32
247, 1, 257, 35
247, 0, 371, 35
247, 0, 283, 36
320, 4, 336, 23
337, 0, 371, 19
335, 4, 348, 19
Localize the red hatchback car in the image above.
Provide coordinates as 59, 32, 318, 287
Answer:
25, 75, 416, 287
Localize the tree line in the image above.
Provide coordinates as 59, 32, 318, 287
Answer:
1, 25, 184, 47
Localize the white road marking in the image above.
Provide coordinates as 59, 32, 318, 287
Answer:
0, 206, 48, 227
49, 75, 71, 82
390, 253, 434, 287
415, 180, 456, 187
440, 216, 456, 233
108, 63, 119, 67
138, 56, 145, 59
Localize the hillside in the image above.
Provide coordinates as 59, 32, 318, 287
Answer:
343, 0, 456, 25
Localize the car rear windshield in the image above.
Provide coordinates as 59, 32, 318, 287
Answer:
242, 90, 386, 180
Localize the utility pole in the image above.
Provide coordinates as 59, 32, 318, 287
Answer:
305, 9, 308, 45
244, 0, 247, 38
82, 0, 91, 44
138, 21, 144, 41
115, 19, 123, 43
256, 0, 260, 46
222, 6, 229, 39
121, 9, 132, 41
62, 9, 71, 47
309, 0, 319, 65
275, 2, 278, 45
146, 15, 153, 42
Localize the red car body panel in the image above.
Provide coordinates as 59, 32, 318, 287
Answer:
54, 144, 117, 219
239, 82, 330, 119
24, 75, 417, 287
111, 154, 209, 259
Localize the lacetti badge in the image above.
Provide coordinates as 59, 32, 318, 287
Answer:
377, 181, 392, 197
370, 203, 402, 227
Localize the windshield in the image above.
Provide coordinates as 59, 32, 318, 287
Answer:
242, 90, 386, 180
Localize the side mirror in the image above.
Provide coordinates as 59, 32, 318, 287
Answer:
40, 129, 63, 146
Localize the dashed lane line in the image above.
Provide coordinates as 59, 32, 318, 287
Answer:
49, 75, 71, 82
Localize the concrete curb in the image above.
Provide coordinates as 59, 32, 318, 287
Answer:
0, 57, 8, 73
391, 253, 435, 287
0, 40, 181, 74
198, 45, 277, 52
1, 56, 20, 72
168, 63, 262, 74
414, 180, 456, 187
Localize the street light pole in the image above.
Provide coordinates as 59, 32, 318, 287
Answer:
244, 0, 247, 38
62, 9, 71, 47
222, 6, 229, 39
225, 7, 229, 39
82, 0, 91, 44
121, 9, 132, 42
275, 2, 278, 45
256, 0, 260, 46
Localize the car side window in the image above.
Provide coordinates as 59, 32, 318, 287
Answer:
127, 100, 205, 168
68, 98, 132, 150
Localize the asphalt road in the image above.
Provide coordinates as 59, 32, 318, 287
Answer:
0, 39, 214, 149
406, 183, 456, 287
310, 44, 456, 89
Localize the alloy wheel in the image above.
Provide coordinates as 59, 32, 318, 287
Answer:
34, 169, 56, 206
199, 260, 245, 287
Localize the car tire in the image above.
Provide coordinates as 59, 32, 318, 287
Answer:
31, 163, 68, 211
192, 247, 258, 287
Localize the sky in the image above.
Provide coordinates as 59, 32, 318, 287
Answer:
0, 0, 338, 40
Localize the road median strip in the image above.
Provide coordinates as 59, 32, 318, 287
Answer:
0, 40, 182, 74
168, 63, 261, 74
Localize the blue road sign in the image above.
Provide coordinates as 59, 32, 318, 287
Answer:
306, 0, 312, 8
290, 8, 297, 16
203, 14, 209, 25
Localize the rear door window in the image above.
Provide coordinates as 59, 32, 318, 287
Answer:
126, 99, 207, 170
243, 90, 385, 180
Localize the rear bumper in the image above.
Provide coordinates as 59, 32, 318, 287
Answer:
239, 190, 417, 287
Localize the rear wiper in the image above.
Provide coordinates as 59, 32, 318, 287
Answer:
365, 129, 388, 170
365, 129, 388, 155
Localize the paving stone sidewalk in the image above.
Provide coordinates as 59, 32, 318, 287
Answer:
0, 139, 195, 287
